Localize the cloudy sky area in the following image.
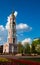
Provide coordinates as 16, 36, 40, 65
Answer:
0, 0, 40, 45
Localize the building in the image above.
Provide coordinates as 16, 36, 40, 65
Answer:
3, 12, 17, 54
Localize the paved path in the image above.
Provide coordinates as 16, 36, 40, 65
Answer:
0, 55, 40, 59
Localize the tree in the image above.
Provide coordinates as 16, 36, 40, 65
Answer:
31, 38, 40, 54
31, 43, 37, 53
24, 43, 30, 54
32, 38, 40, 46
36, 44, 40, 54
17, 42, 24, 54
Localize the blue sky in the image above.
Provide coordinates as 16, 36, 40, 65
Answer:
0, 0, 40, 44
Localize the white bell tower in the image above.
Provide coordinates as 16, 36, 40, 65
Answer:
3, 12, 17, 54
8, 12, 17, 53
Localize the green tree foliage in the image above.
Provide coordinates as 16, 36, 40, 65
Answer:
31, 38, 40, 54
17, 42, 24, 54
32, 39, 40, 46
31, 43, 37, 53
24, 43, 30, 54
36, 44, 40, 54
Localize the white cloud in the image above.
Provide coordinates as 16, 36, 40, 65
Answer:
16, 23, 32, 38
0, 25, 8, 45
22, 38, 32, 45
16, 23, 32, 31
5, 14, 12, 30
0, 25, 5, 31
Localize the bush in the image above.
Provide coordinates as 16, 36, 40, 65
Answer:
0, 58, 11, 62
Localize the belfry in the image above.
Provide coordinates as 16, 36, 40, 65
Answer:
3, 12, 17, 54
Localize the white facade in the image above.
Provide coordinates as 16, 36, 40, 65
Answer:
3, 43, 9, 53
